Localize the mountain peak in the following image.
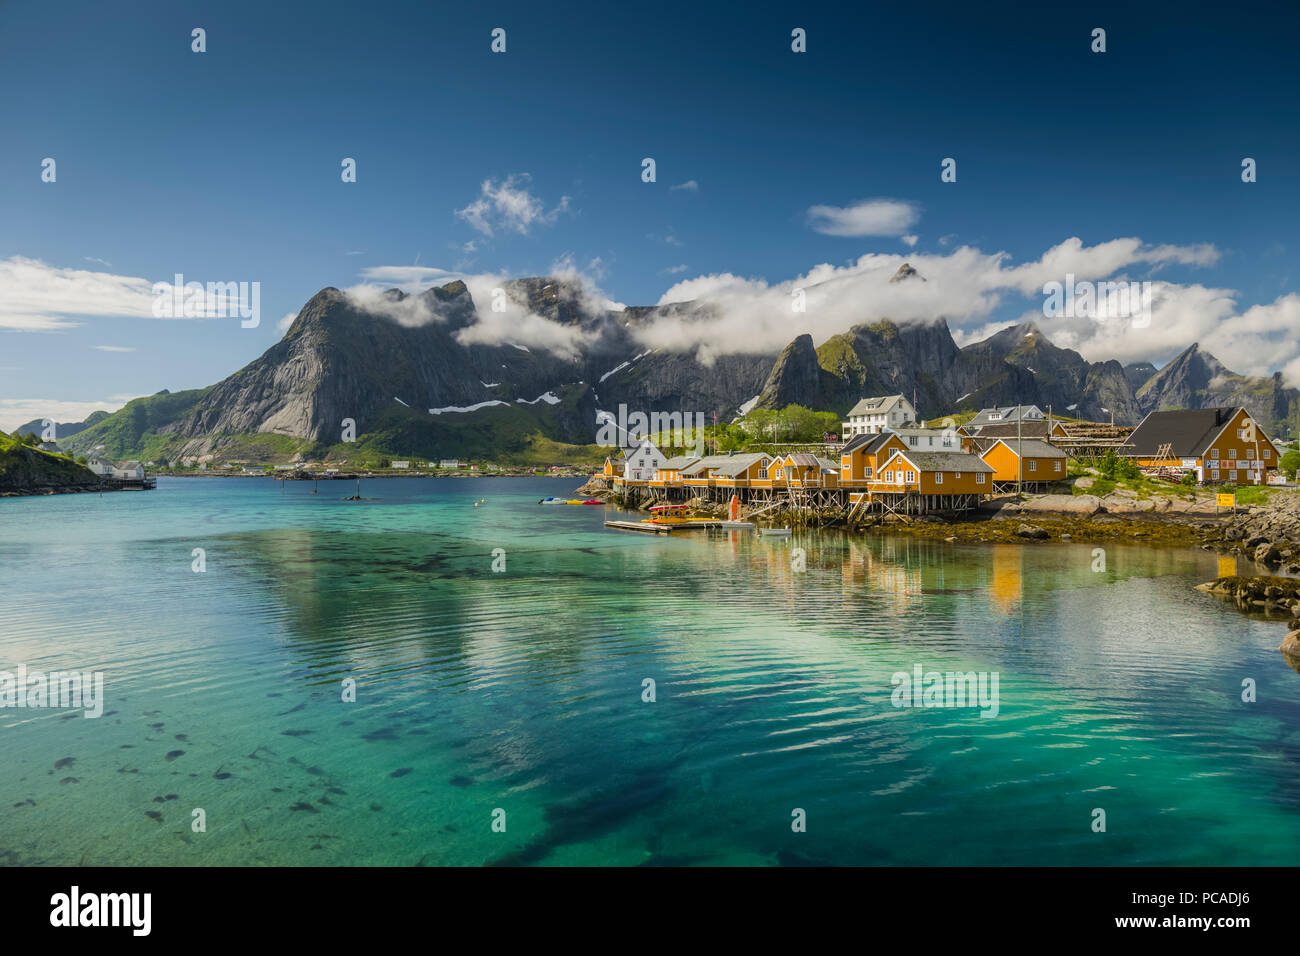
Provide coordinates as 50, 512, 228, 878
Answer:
890, 263, 925, 283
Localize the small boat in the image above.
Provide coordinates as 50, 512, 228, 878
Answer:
567, 499, 603, 505
539, 497, 567, 505
760, 527, 793, 537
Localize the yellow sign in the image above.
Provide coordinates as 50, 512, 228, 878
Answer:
1217, 493, 1236, 508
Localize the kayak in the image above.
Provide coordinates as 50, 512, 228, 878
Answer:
539, 497, 567, 504
567, 499, 603, 505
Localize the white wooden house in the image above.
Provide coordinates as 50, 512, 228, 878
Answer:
622, 438, 668, 483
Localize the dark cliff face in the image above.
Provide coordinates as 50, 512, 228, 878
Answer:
756, 334, 822, 409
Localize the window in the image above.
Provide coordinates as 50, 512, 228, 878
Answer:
906, 470, 917, 483
1265, 448, 1272, 459
864, 466, 873, 479
1211, 449, 1219, 459
1054, 460, 1062, 472
909, 436, 917, 446
883, 470, 893, 482
955, 472, 961, 479
942, 436, 952, 447
1247, 449, 1256, 460
773, 467, 782, 478
1211, 469, 1220, 480
976, 473, 986, 484
1028, 460, 1037, 472
935, 472, 944, 485
758, 468, 768, 479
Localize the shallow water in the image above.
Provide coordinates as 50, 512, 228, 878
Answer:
1, 476, 1297, 865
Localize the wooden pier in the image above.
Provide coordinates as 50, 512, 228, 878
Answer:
604, 519, 755, 534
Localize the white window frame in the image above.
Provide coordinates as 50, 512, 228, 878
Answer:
976, 473, 986, 485
905, 470, 917, 483
935, 472, 944, 485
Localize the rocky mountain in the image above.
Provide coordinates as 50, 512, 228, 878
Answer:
14, 409, 111, 440
58, 269, 1299, 463
1134, 344, 1299, 431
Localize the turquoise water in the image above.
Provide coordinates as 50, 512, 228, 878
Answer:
2, 476, 1298, 866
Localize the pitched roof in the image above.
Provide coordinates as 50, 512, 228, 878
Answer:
680, 454, 737, 476
986, 438, 1066, 459
714, 453, 770, 477
660, 455, 699, 470
842, 431, 903, 455
816, 457, 839, 473
847, 394, 909, 417
1124, 407, 1246, 458
967, 405, 1045, 428
882, 450, 994, 473
786, 453, 821, 466
966, 420, 1059, 440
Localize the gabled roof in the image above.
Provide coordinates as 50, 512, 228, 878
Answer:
680, 454, 736, 476
786, 453, 821, 466
1124, 407, 1251, 458
622, 439, 662, 461
967, 405, 1045, 428
713, 453, 770, 477
847, 394, 910, 417
841, 431, 904, 455
966, 420, 1061, 440
985, 438, 1066, 459
880, 450, 994, 473
659, 455, 699, 470
816, 457, 839, 473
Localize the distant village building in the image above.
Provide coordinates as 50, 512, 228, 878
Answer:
86, 457, 115, 476
439, 459, 461, 469
391, 460, 410, 469
1121, 407, 1276, 485
888, 427, 961, 451
842, 394, 917, 439
113, 461, 145, 480
964, 405, 1046, 434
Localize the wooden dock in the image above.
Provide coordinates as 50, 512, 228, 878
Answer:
604, 519, 755, 534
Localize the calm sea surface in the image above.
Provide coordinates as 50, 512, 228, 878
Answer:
1, 476, 1298, 866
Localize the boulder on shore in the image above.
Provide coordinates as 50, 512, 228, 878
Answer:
1016, 523, 1049, 539
1017, 494, 1102, 517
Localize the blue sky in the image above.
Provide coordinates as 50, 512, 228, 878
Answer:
1, 0, 1297, 428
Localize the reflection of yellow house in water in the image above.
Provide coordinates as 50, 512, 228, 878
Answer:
1217, 554, 1238, 578
988, 545, 1025, 614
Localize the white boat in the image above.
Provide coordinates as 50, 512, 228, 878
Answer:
760, 527, 793, 537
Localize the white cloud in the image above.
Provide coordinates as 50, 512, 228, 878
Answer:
806, 199, 920, 237
663, 264, 689, 275
91, 345, 134, 352
670, 180, 699, 192
0, 256, 156, 330
276, 312, 298, 333
901, 235, 919, 248
638, 237, 1246, 371
454, 173, 572, 238
83, 256, 112, 268
0, 398, 123, 433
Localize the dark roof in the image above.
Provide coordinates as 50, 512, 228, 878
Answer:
882, 450, 994, 473
1124, 407, 1241, 458
841, 432, 901, 455
986, 438, 1066, 459
787, 453, 821, 466
968, 420, 1058, 440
